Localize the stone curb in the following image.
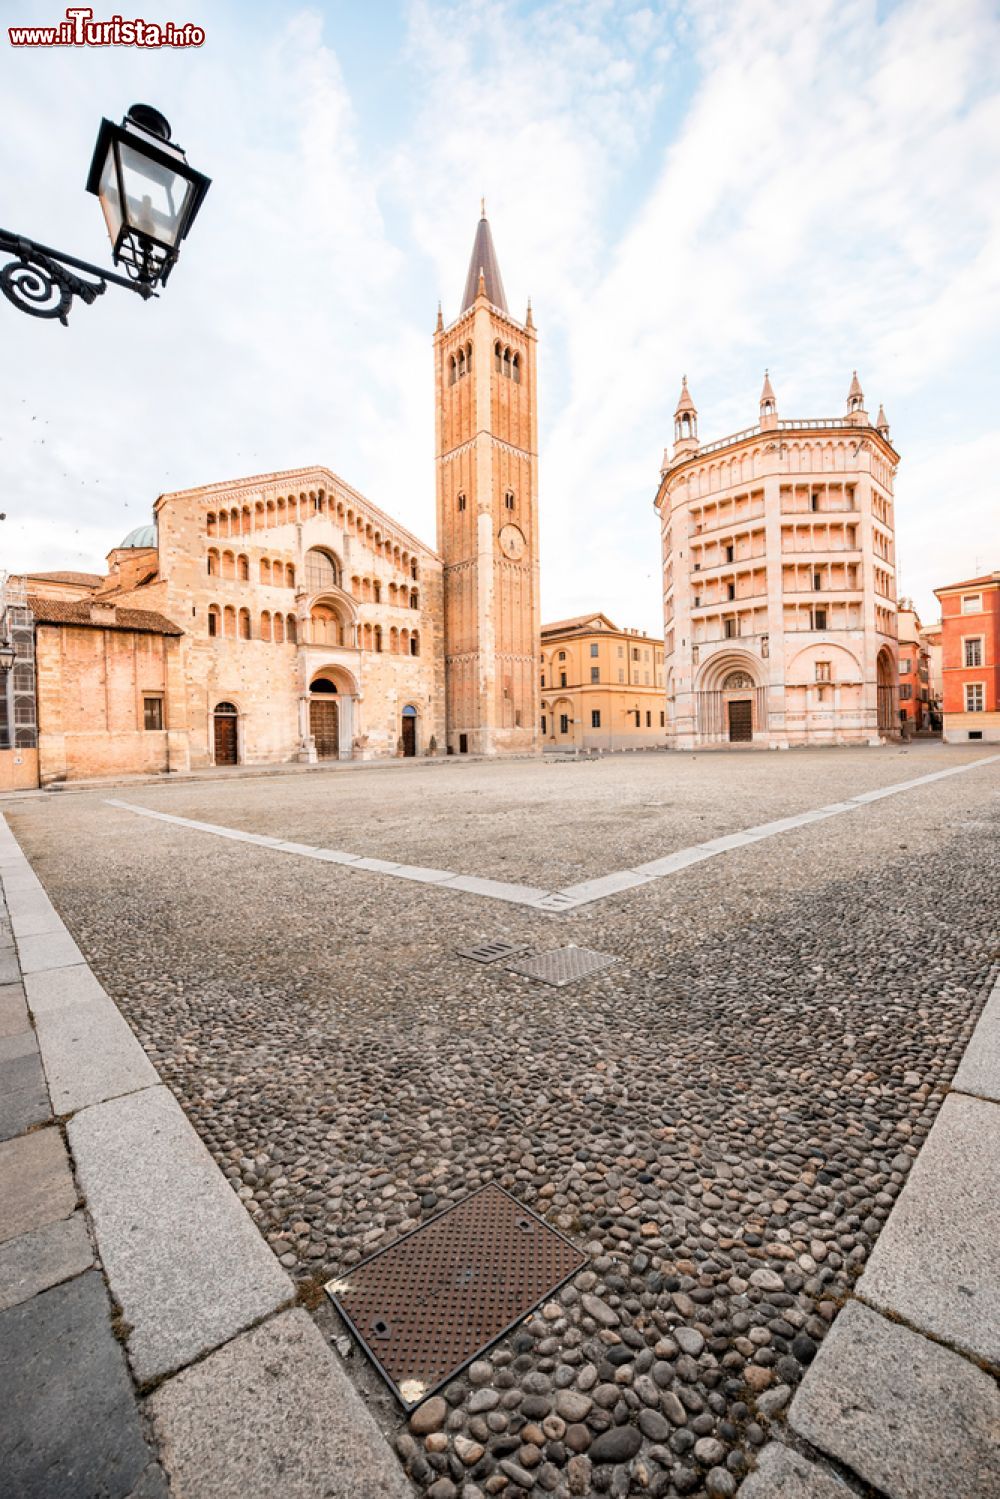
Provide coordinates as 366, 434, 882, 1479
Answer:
0, 813, 413, 1498
736, 971, 1000, 1498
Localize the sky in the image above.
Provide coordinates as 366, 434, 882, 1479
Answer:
0, 0, 997, 633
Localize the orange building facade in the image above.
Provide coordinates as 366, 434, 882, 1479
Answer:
933, 572, 1000, 743
897, 601, 931, 731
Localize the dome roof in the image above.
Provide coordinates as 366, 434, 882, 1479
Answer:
118, 523, 158, 550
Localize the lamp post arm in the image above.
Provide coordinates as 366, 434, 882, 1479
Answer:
0, 227, 157, 326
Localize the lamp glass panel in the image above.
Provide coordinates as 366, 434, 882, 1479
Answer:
118, 143, 193, 247
97, 146, 124, 246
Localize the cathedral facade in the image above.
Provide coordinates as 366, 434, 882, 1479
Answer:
2, 212, 541, 785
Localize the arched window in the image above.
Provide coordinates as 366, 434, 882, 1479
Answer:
266, 500, 275, 525
311, 677, 337, 694
400, 628, 410, 654
286, 563, 295, 589
390, 627, 399, 654
494, 341, 502, 372
222, 550, 235, 579
207, 549, 219, 576
410, 630, 420, 657
363, 623, 373, 650
207, 604, 221, 638
310, 605, 341, 647
237, 554, 250, 581
449, 355, 456, 386
388, 583, 397, 604
410, 590, 419, 609
466, 341, 473, 371
260, 558, 271, 584
241, 507, 251, 533
457, 492, 467, 513
260, 610, 272, 641
238, 607, 252, 639
277, 497, 286, 524
410, 558, 418, 580
273, 613, 285, 644
206, 512, 217, 536
458, 349, 466, 378
374, 625, 383, 653
305, 548, 340, 593
512, 353, 521, 384
223, 605, 236, 638
286, 614, 297, 643
503, 348, 511, 378
504, 489, 515, 510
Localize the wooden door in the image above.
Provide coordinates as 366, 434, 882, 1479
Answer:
213, 713, 238, 765
727, 699, 753, 743
402, 716, 416, 757
310, 699, 339, 759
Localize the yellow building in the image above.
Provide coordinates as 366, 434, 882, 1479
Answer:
540, 614, 665, 751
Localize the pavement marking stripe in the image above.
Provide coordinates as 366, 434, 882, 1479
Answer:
104, 754, 1000, 913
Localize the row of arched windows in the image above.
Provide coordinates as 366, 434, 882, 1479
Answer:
448, 343, 473, 385
494, 342, 521, 382
456, 490, 515, 513
207, 549, 295, 587
205, 495, 420, 579
207, 606, 298, 643
348, 576, 418, 608
359, 624, 420, 656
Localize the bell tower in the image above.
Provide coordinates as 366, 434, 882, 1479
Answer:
435, 206, 539, 755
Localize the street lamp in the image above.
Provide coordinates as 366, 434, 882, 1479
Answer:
0, 104, 210, 326
0, 640, 14, 674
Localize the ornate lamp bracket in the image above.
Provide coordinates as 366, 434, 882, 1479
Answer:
0, 228, 154, 326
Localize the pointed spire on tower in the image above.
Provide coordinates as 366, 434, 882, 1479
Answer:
673, 376, 699, 456
674, 375, 697, 416
847, 369, 864, 410
759, 369, 778, 428
461, 206, 508, 314
525, 296, 534, 330
435, 300, 444, 333
875, 402, 889, 438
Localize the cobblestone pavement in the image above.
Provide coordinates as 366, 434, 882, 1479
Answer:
6, 743, 999, 1499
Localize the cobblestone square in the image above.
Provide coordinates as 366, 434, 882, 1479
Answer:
6, 742, 998, 1499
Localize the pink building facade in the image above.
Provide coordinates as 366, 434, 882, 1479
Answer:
655, 374, 900, 748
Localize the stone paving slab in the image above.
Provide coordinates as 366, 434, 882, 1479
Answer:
857, 1091, 1000, 1365
10, 904, 67, 939
0, 979, 29, 1036
738, 1442, 851, 1497
34, 994, 159, 1115
559, 869, 653, 902
0, 1033, 51, 1140
0, 1126, 77, 1244
0, 1270, 167, 1499
68, 1085, 293, 1384
0, 1211, 94, 1311
16, 927, 84, 975
0, 946, 20, 984
951, 975, 1000, 1103
146, 1308, 412, 1499
788, 1299, 1000, 1499
23, 961, 109, 1015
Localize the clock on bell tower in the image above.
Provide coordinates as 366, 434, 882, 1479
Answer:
434, 206, 540, 755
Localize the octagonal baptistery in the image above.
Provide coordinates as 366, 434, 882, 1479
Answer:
150, 466, 444, 766
655, 373, 900, 748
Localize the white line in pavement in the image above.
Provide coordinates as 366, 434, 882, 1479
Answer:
105, 753, 1000, 914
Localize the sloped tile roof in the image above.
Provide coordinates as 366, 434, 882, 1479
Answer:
27, 596, 183, 636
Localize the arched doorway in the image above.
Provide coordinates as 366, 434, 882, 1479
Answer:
722, 670, 754, 742
401, 704, 417, 758
309, 677, 339, 760
213, 702, 239, 765
876, 647, 897, 732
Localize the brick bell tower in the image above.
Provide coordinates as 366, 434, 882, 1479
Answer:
435, 205, 540, 755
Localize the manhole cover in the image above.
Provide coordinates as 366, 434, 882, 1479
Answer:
506, 945, 618, 987
326, 1183, 585, 1409
456, 939, 529, 964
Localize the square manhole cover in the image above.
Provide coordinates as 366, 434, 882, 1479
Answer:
326, 1183, 585, 1410
456, 939, 529, 964
506, 945, 618, 987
